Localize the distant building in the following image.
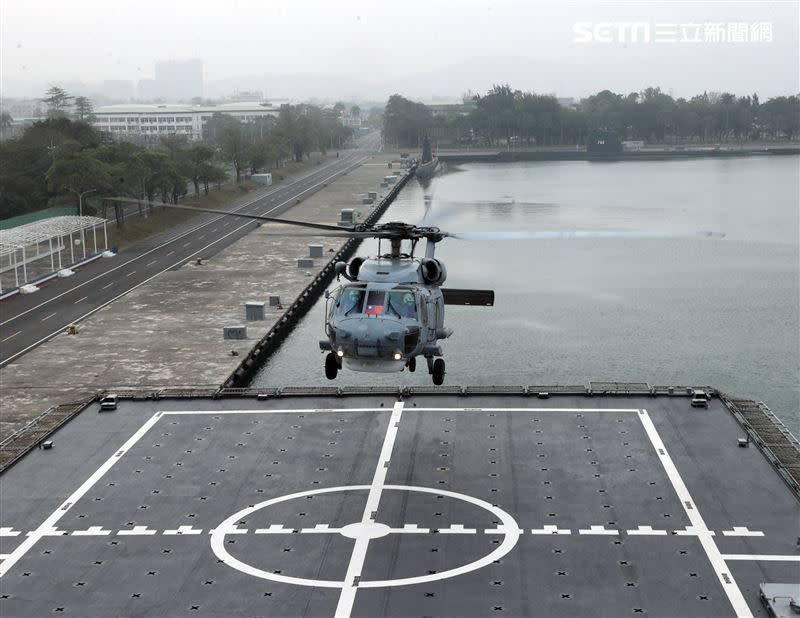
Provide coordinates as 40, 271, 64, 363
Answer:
92, 102, 280, 142
229, 90, 263, 103
137, 59, 203, 102
0, 98, 46, 139
99, 80, 135, 101
557, 97, 577, 108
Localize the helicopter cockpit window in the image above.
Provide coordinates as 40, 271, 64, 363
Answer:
386, 291, 418, 319
335, 287, 366, 315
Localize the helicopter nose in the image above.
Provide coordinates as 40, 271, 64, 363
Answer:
337, 320, 407, 358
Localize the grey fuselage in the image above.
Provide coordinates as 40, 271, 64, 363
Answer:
320, 257, 451, 372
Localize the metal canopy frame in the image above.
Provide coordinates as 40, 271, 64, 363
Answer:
0, 216, 108, 292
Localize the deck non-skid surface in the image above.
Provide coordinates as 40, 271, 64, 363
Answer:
0, 395, 797, 617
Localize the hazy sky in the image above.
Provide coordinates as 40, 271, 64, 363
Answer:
2, 0, 798, 101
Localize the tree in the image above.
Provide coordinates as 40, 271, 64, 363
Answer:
43, 86, 73, 118
350, 105, 361, 119
45, 142, 112, 214
183, 144, 215, 197
198, 163, 227, 194
207, 113, 246, 181
332, 102, 346, 116
73, 96, 95, 122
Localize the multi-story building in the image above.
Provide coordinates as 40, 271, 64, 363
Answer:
92, 102, 281, 142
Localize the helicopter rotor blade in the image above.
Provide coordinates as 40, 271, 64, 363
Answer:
100, 196, 351, 233
446, 230, 726, 241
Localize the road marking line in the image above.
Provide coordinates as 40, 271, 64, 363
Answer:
0, 156, 371, 368
721, 554, 800, 561
166, 250, 175, 257
209, 228, 217, 232
40, 312, 57, 321
102, 282, 114, 289
74, 296, 88, 304
125, 271, 136, 277
2, 330, 22, 342
335, 401, 404, 618
0, 411, 162, 577
183, 242, 191, 248
146, 260, 157, 267
638, 409, 752, 618
197, 235, 206, 240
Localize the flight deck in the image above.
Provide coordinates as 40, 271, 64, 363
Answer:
0, 389, 797, 617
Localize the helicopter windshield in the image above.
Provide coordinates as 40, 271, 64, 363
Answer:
386, 290, 418, 319
335, 286, 366, 316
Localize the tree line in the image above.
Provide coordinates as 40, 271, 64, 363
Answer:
1, 88, 355, 220
383, 86, 800, 148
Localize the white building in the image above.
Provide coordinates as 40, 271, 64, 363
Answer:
92, 102, 281, 142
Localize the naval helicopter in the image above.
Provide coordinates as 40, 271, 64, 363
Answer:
103, 196, 724, 385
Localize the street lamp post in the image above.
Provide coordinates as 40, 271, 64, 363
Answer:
77, 188, 97, 259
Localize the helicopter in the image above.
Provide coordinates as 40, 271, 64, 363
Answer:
103, 196, 724, 385
319, 221, 492, 385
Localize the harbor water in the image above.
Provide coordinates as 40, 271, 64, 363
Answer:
251, 156, 800, 435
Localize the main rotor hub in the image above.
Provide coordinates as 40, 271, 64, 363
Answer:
353, 221, 446, 243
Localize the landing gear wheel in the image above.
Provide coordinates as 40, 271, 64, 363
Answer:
407, 357, 416, 373
325, 352, 339, 380
432, 358, 445, 386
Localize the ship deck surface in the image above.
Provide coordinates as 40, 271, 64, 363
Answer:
1, 394, 797, 617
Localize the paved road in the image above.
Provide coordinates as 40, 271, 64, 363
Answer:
0, 140, 380, 367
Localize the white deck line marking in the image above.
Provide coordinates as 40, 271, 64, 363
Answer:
161, 407, 636, 417
438, 525, 477, 534
579, 525, 619, 536
638, 409, 752, 618
722, 527, 764, 537
162, 408, 384, 415
0, 411, 163, 577
0, 554, 9, 560
674, 526, 716, 536
164, 526, 202, 535
0, 528, 21, 537
627, 526, 668, 536
409, 408, 640, 413
210, 525, 248, 535
71, 526, 111, 536
390, 525, 430, 534
211, 484, 520, 589
118, 526, 157, 536
531, 525, 571, 535
721, 554, 800, 561
335, 402, 404, 618
254, 525, 295, 534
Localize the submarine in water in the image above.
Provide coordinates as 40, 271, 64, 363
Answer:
415, 135, 440, 180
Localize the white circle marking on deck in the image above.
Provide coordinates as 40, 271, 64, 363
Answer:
210, 484, 520, 588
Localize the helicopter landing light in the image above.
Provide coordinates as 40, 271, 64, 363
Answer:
337, 349, 345, 357
393, 352, 402, 361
